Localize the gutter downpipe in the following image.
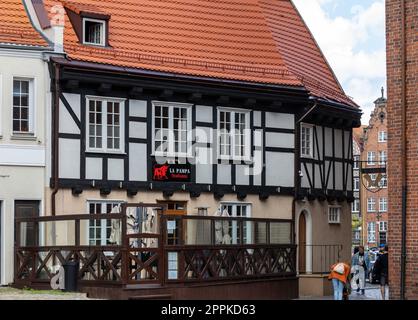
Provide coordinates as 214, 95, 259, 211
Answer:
51, 62, 60, 216
400, 0, 407, 301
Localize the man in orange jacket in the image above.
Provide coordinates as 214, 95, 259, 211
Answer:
328, 262, 351, 300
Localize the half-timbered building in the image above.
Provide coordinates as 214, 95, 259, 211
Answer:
13, 0, 361, 299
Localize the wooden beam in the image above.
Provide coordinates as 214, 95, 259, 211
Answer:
65, 79, 79, 89
98, 83, 112, 93
129, 87, 143, 97
189, 93, 202, 102
160, 89, 173, 99
217, 96, 229, 104
244, 98, 256, 107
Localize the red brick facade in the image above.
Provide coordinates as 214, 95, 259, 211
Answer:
386, 0, 418, 300
359, 98, 388, 250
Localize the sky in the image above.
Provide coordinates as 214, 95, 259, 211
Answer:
292, 0, 386, 124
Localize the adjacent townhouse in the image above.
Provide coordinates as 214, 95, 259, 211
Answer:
4, 0, 361, 298
359, 92, 388, 250
352, 127, 363, 248
0, 0, 54, 285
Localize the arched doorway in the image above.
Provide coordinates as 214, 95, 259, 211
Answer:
298, 212, 307, 273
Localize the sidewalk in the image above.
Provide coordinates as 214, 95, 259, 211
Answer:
298, 284, 387, 300
0, 287, 92, 300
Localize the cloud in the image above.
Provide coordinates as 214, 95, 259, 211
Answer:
292, 0, 386, 123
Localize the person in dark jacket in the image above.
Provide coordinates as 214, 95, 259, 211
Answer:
374, 245, 389, 300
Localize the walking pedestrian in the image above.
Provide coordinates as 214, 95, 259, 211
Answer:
351, 245, 369, 295
328, 262, 351, 300
374, 245, 389, 300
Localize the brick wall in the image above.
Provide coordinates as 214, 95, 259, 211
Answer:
386, 0, 418, 300
360, 101, 388, 250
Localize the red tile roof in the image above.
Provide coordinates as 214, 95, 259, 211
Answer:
259, 0, 355, 106
0, 0, 49, 47
41, 0, 356, 107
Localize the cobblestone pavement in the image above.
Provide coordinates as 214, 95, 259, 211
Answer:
0, 287, 92, 300
298, 283, 388, 300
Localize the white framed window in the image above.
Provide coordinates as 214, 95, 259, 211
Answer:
379, 151, 387, 164
353, 155, 360, 169
352, 199, 360, 213
300, 124, 313, 158
378, 131, 387, 143
379, 175, 387, 188
217, 107, 250, 160
379, 221, 388, 232
86, 96, 125, 153
152, 101, 192, 157
83, 18, 106, 46
368, 222, 376, 243
220, 203, 251, 244
12, 78, 34, 134
354, 177, 360, 191
328, 206, 341, 224
367, 151, 376, 165
88, 201, 121, 245
379, 198, 388, 212
367, 198, 376, 212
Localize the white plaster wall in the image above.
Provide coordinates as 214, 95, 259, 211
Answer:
0, 50, 49, 285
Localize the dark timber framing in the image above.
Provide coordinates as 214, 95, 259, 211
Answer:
49, 57, 360, 201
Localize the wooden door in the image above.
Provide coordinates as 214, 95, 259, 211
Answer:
298, 212, 306, 273
159, 201, 187, 245
15, 200, 40, 247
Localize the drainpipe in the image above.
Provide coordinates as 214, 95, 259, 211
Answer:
51, 63, 60, 216
400, 0, 407, 301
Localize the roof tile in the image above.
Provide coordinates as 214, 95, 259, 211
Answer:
0, 0, 49, 47
41, 0, 356, 106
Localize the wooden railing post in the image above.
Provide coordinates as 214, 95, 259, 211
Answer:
121, 206, 128, 285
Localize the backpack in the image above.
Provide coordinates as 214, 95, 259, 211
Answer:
333, 263, 345, 275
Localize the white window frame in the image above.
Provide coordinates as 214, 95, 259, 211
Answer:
368, 222, 376, 243
86, 95, 125, 153
220, 202, 252, 244
378, 131, 387, 143
379, 197, 388, 212
367, 197, 376, 212
353, 155, 360, 169
352, 199, 360, 213
379, 151, 387, 165
367, 151, 376, 165
328, 206, 341, 224
379, 221, 388, 232
151, 101, 193, 158
300, 123, 313, 158
217, 107, 251, 161
86, 201, 123, 246
379, 175, 387, 188
82, 18, 106, 46
354, 177, 360, 191
11, 77, 35, 135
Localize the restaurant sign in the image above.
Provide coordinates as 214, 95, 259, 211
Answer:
152, 163, 191, 182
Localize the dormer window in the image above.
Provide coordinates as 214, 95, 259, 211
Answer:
83, 18, 105, 46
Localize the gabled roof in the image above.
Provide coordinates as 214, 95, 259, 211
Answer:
0, 0, 49, 47
41, 0, 357, 107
